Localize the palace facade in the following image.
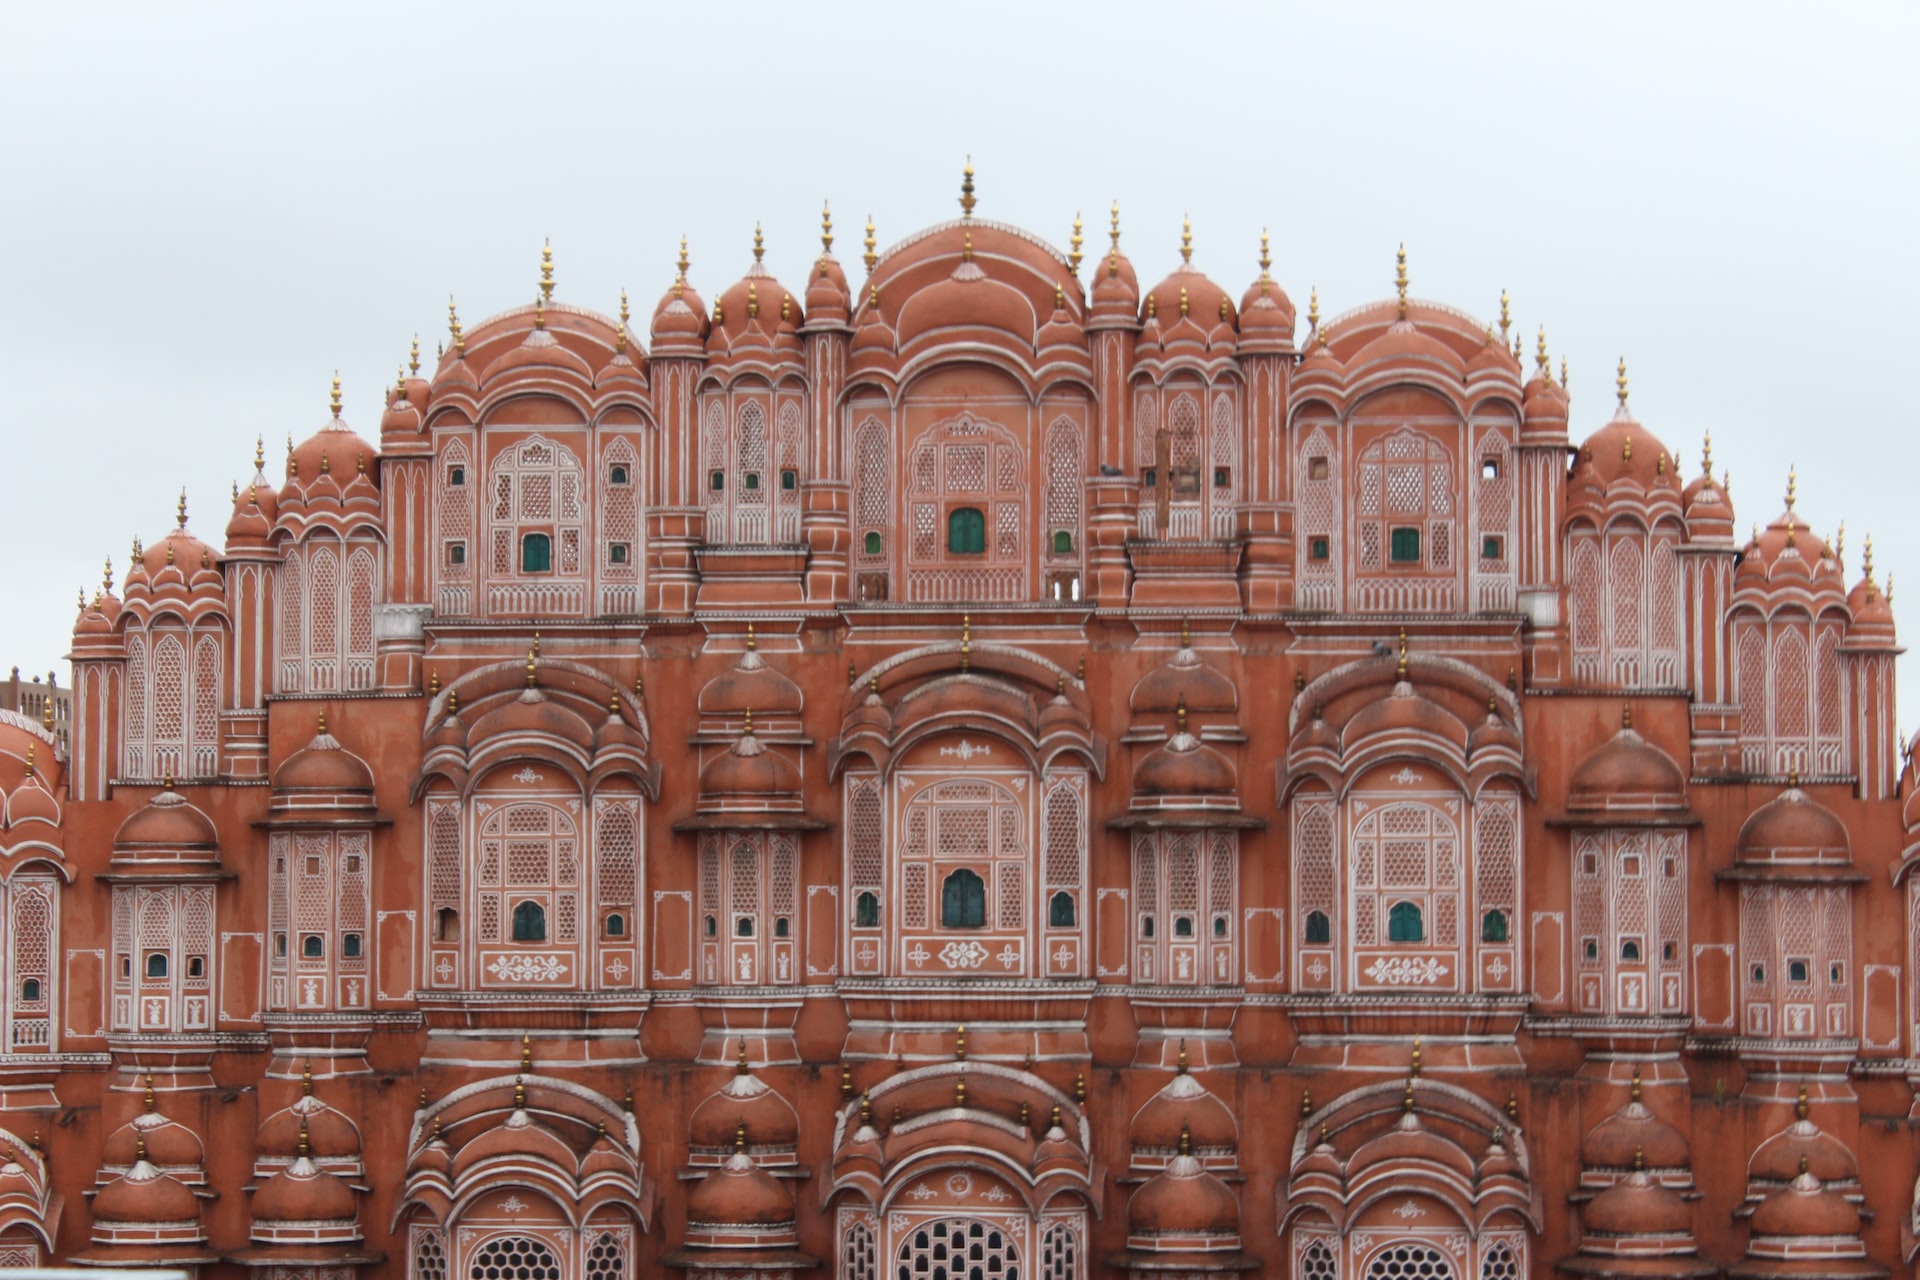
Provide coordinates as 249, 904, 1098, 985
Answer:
4, 175, 1917, 1279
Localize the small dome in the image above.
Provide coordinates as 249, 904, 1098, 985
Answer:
697, 639, 803, 716
113, 787, 218, 852
1571, 393, 1680, 497
1846, 571, 1897, 647
1236, 251, 1297, 349
650, 261, 710, 347
1580, 1093, 1690, 1171
252, 1157, 355, 1224
1130, 639, 1237, 714
1128, 1151, 1239, 1237
467, 689, 595, 754
1568, 719, 1687, 814
481, 321, 595, 385
698, 727, 801, 808
1466, 705, 1522, 760
1736, 785, 1851, 864
258, 1093, 360, 1161
689, 1066, 800, 1152
288, 408, 379, 491
708, 251, 804, 360
1751, 1112, 1859, 1184
104, 1105, 205, 1170
94, 1160, 199, 1225
1133, 726, 1236, 801
894, 254, 1037, 349
1347, 318, 1467, 380
804, 241, 852, 324
225, 483, 273, 548
1584, 1168, 1692, 1237
1131, 1070, 1236, 1153
1138, 257, 1236, 355
272, 720, 375, 795
686, 1150, 794, 1227
1089, 235, 1141, 321
1751, 1172, 1862, 1239
6, 775, 59, 828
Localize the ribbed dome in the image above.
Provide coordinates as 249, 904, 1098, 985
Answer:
251, 1157, 355, 1223
685, 1150, 794, 1226
1130, 640, 1237, 714
272, 721, 375, 795
258, 1093, 360, 1161
113, 787, 218, 851
1585, 1167, 1692, 1237
94, 1161, 199, 1225
1132, 730, 1236, 799
1736, 786, 1851, 864
689, 1066, 799, 1152
1128, 1151, 1239, 1236
1568, 721, 1687, 814
697, 644, 804, 716
1581, 1095, 1690, 1172
697, 727, 801, 806
104, 1106, 205, 1170
1751, 1114, 1858, 1184
1130, 1069, 1236, 1153
1751, 1172, 1861, 1239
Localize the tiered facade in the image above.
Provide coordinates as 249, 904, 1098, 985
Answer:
4, 175, 1917, 1278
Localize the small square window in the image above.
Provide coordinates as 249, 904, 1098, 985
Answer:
1390, 526, 1421, 562
1829, 962, 1845, 984
1481, 458, 1500, 480
710, 470, 726, 492
342, 933, 362, 958
1052, 529, 1074, 554
1750, 963, 1767, 985
1309, 536, 1331, 561
1621, 854, 1641, 877
1482, 536, 1503, 560
448, 543, 466, 566
306, 855, 322, 876
780, 469, 797, 491
274, 933, 287, 958
609, 464, 629, 485
1787, 958, 1810, 984
1583, 938, 1599, 960
448, 465, 466, 486
1143, 468, 1157, 488
863, 531, 882, 555
187, 956, 205, 978
1213, 466, 1231, 487
1308, 456, 1330, 481
1662, 941, 1677, 961
609, 543, 629, 565
343, 854, 361, 873
743, 472, 760, 491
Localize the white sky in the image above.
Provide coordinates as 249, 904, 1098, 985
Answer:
2, 2, 1915, 718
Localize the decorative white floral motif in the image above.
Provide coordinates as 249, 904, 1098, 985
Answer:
500, 1195, 526, 1213
906, 1183, 937, 1201
434, 956, 455, 980
1308, 957, 1329, 981
486, 953, 568, 983
983, 1185, 1011, 1203
1364, 955, 1448, 986
939, 940, 990, 969
604, 957, 629, 981
996, 944, 1020, 968
946, 1173, 973, 1197
513, 767, 544, 784
907, 943, 931, 965
1390, 767, 1422, 785
1393, 1200, 1425, 1220
1487, 955, 1510, 981
1052, 943, 1075, 967
939, 740, 992, 761
857, 942, 878, 965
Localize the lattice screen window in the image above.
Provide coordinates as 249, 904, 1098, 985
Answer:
775, 400, 803, 542
847, 775, 884, 939
410, 1226, 447, 1280
476, 803, 580, 946
1365, 1242, 1457, 1280
895, 1220, 1019, 1279
489, 435, 587, 593
904, 413, 1027, 602
854, 419, 890, 566
1294, 795, 1337, 946
4, 877, 56, 1051
1038, 1220, 1080, 1280
900, 778, 1028, 933
1472, 794, 1519, 948
841, 1216, 878, 1280
1572, 826, 1689, 1017
1471, 427, 1515, 611
595, 800, 639, 936
126, 625, 221, 781
1299, 1236, 1339, 1280
1349, 800, 1461, 950
438, 441, 474, 608
1043, 419, 1083, 562
583, 1231, 628, 1280
1479, 1239, 1522, 1280
599, 438, 639, 611
468, 1235, 560, 1280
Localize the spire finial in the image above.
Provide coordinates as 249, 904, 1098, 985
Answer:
959, 156, 976, 217
1616, 356, 1629, 407
1535, 327, 1550, 381
745, 621, 757, 652
955, 1024, 966, 1061
1397, 629, 1409, 681
328, 370, 342, 419
1786, 465, 1797, 510
254, 434, 265, 472
1630, 1066, 1642, 1101
616, 289, 629, 353
302, 1058, 314, 1096
177, 488, 188, 530
737, 1039, 751, 1075
1179, 214, 1193, 264
753, 221, 765, 263
863, 216, 877, 276
526, 645, 538, 689
317, 711, 327, 736
103, 557, 114, 594
1633, 1145, 1645, 1172
1258, 228, 1272, 282
962, 231, 973, 264
959, 613, 971, 672
1068, 212, 1084, 277
820, 201, 834, 253
742, 707, 754, 737
1410, 1034, 1422, 1077
1177, 1039, 1189, 1074
1178, 1123, 1192, 1157
409, 333, 421, 376
1109, 199, 1121, 251
1561, 356, 1569, 393
1702, 431, 1713, 477
1307, 286, 1320, 332
1498, 288, 1510, 337
520, 1029, 533, 1071
1623, 702, 1633, 730
144, 1071, 156, 1112
1864, 533, 1876, 584
1395, 242, 1408, 319
539, 237, 554, 301
533, 293, 545, 330
448, 296, 465, 357
1796, 1082, 1809, 1120
676, 235, 690, 289
735, 1121, 747, 1154
1835, 522, 1845, 563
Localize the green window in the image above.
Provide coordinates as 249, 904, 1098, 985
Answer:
511, 900, 547, 943
940, 869, 986, 928
780, 469, 797, 491
855, 891, 881, 928
1387, 900, 1424, 943
1390, 527, 1421, 563
1480, 909, 1508, 943
864, 531, 883, 555
1048, 891, 1075, 927
1482, 536, 1503, 560
1052, 529, 1074, 554
1304, 910, 1331, 944
947, 507, 986, 555
521, 533, 552, 573
1309, 536, 1331, 561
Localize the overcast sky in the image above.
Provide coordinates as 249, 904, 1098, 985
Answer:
2, 3, 1915, 717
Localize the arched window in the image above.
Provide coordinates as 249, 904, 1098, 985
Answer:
864, 531, 882, 555
301, 935, 324, 958
145, 953, 168, 978
1481, 909, 1509, 943
855, 891, 880, 928
1622, 938, 1644, 962
947, 507, 986, 555
1053, 529, 1074, 554
1305, 909, 1331, 944
469, 1236, 561, 1280
1049, 890, 1076, 927
1388, 900, 1425, 943
605, 912, 626, 938
521, 533, 552, 573
434, 907, 460, 943
511, 900, 547, 943
940, 869, 986, 928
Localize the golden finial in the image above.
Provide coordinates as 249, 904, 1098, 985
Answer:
1623, 435, 1633, 463
959, 613, 971, 672
1051, 1103, 1063, 1132
955, 1024, 966, 1061
1179, 214, 1193, 264
1076, 655, 1086, 681
1785, 465, 1797, 510
1410, 1034, 1422, 1077
1307, 286, 1320, 332
1145, 292, 1157, 320
954, 1078, 967, 1108
820, 201, 834, 253
1178, 286, 1189, 318
144, 1071, 156, 1111
1300, 1087, 1313, 1117
781, 293, 791, 322
962, 231, 974, 264
526, 646, 538, 689
713, 295, 724, 325
330, 371, 343, 418
1701, 431, 1713, 477
1395, 242, 1408, 319
395, 365, 406, 396
1834, 522, 1845, 562
634, 672, 644, 699
737, 1040, 751, 1074
1074, 1070, 1086, 1104
1864, 533, 1875, 584
1512, 329, 1523, 363
1796, 1082, 1808, 1120
1176, 696, 1188, 736
515, 1075, 528, 1109
753, 221, 765, 264
1178, 1123, 1192, 1157
1623, 702, 1634, 730
409, 333, 421, 376
1633, 1145, 1645, 1172
745, 621, 758, 652
1180, 617, 1192, 648
1054, 281, 1065, 309
1613, 355, 1629, 408
1403, 1079, 1416, 1112
1177, 1039, 1189, 1073
532, 631, 540, 658
1068, 213, 1084, 276
521, 1030, 533, 1070
166, 540, 175, 565
1019, 1101, 1030, 1129
959, 156, 977, 217
135, 1134, 147, 1163
1259, 228, 1272, 283
859, 1092, 872, 1126
1535, 327, 1550, 382
1888, 574, 1896, 606
254, 434, 265, 472
176, 488, 188, 530
1396, 628, 1409, 681
1506, 1091, 1519, 1121
841, 1063, 853, 1099
533, 293, 545, 330
1561, 356, 1569, 393
1109, 199, 1121, 250
538, 237, 555, 302
863, 216, 877, 276
316, 711, 327, 736
446, 688, 457, 714
747, 281, 759, 319
302, 1058, 315, 1096
676, 235, 690, 293
428, 668, 439, 696
742, 707, 754, 737
1498, 288, 1510, 337
1630, 1066, 1642, 1101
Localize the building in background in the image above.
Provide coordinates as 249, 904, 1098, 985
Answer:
0, 665, 70, 756
2, 177, 1912, 1279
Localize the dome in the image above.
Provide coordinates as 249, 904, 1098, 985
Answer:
1736, 785, 1851, 865
251, 1157, 355, 1224
893, 245, 1038, 350
104, 1105, 205, 1171
689, 1065, 800, 1152
685, 1150, 794, 1226
1034, 284, 1087, 355
707, 245, 804, 361
288, 381, 380, 491
272, 719, 375, 796
1571, 387, 1681, 498
1347, 318, 1466, 381
1132, 719, 1236, 801
1751, 1172, 1862, 1239
1846, 570, 1897, 647
1681, 441, 1735, 541
1567, 717, 1687, 814
697, 641, 804, 717
1584, 1167, 1692, 1237
113, 787, 218, 852
1751, 1111, 1858, 1185
1130, 637, 1237, 714
650, 247, 710, 349
1131, 1069, 1236, 1153
6, 774, 59, 828
481, 320, 595, 385
467, 688, 594, 754
1089, 226, 1141, 322
1128, 1150, 1239, 1237
94, 1161, 199, 1225
225, 483, 273, 548
1138, 253, 1236, 354
804, 237, 853, 324
1580, 1093, 1690, 1171
1236, 244, 1297, 350
698, 726, 801, 807
258, 1093, 360, 1162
